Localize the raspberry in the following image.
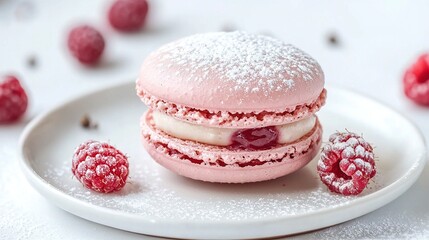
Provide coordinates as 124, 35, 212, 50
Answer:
67, 25, 105, 65
108, 0, 149, 32
403, 53, 429, 106
0, 75, 28, 123
72, 140, 129, 193
317, 132, 376, 196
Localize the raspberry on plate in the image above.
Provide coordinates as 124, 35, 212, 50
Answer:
108, 0, 149, 32
403, 53, 429, 106
0, 75, 28, 123
317, 132, 376, 196
72, 140, 129, 193
67, 25, 105, 65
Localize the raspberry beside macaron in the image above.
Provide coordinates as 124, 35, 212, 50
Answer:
318, 132, 376, 196
72, 140, 129, 193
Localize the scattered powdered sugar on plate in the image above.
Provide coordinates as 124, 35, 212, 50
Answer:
0, 153, 64, 240
42, 159, 384, 222
299, 212, 429, 239
155, 31, 322, 96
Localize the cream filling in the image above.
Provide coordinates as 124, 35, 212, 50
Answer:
152, 111, 316, 146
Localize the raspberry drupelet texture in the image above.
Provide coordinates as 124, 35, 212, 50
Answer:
0, 75, 28, 123
67, 25, 105, 65
403, 53, 429, 106
108, 0, 149, 32
72, 140, 129, 193
317, 132, 376, 196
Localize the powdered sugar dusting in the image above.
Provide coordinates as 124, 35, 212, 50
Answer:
0, 151, 64, 240
301, 212, 429, 239
40, 157, 384, 223
155, 31, 321, 96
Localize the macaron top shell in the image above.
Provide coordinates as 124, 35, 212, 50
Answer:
137, 31, 325, 112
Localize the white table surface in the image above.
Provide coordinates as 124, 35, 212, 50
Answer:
1, 0, 428, 239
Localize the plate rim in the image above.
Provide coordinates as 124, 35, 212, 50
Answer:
18, 81, 428, 239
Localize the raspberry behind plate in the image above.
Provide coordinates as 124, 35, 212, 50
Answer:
108, 0, 149, 32
403, 54, 429, 106
0, 75, 28, 123
67, 25, 105, 65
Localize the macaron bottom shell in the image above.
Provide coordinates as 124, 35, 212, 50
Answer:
140, 112, 323, 183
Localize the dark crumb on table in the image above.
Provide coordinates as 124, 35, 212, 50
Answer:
80, 114, 98, 129
221, 24, 236, 32
259, 31, 274, 37
327, 32, 340, 46
26, 55, 37, 68
15, 1, 36, 21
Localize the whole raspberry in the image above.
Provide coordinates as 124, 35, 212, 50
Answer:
67, 25, 105, 65
72, 140, 129, 193
108, 0, 149, 32
317, 132, 376, 196
0, 75, 28, 123
403, 53, 429, 106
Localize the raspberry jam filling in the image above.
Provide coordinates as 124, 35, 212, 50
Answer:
150, 110, 316, 149
229, 126, 279, 150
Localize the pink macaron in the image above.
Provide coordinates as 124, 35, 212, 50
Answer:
137, 31, 326, 183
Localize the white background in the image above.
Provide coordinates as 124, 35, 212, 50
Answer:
1, 0, 428, 239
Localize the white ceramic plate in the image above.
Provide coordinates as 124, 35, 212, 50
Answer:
19, 82, 427, 239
